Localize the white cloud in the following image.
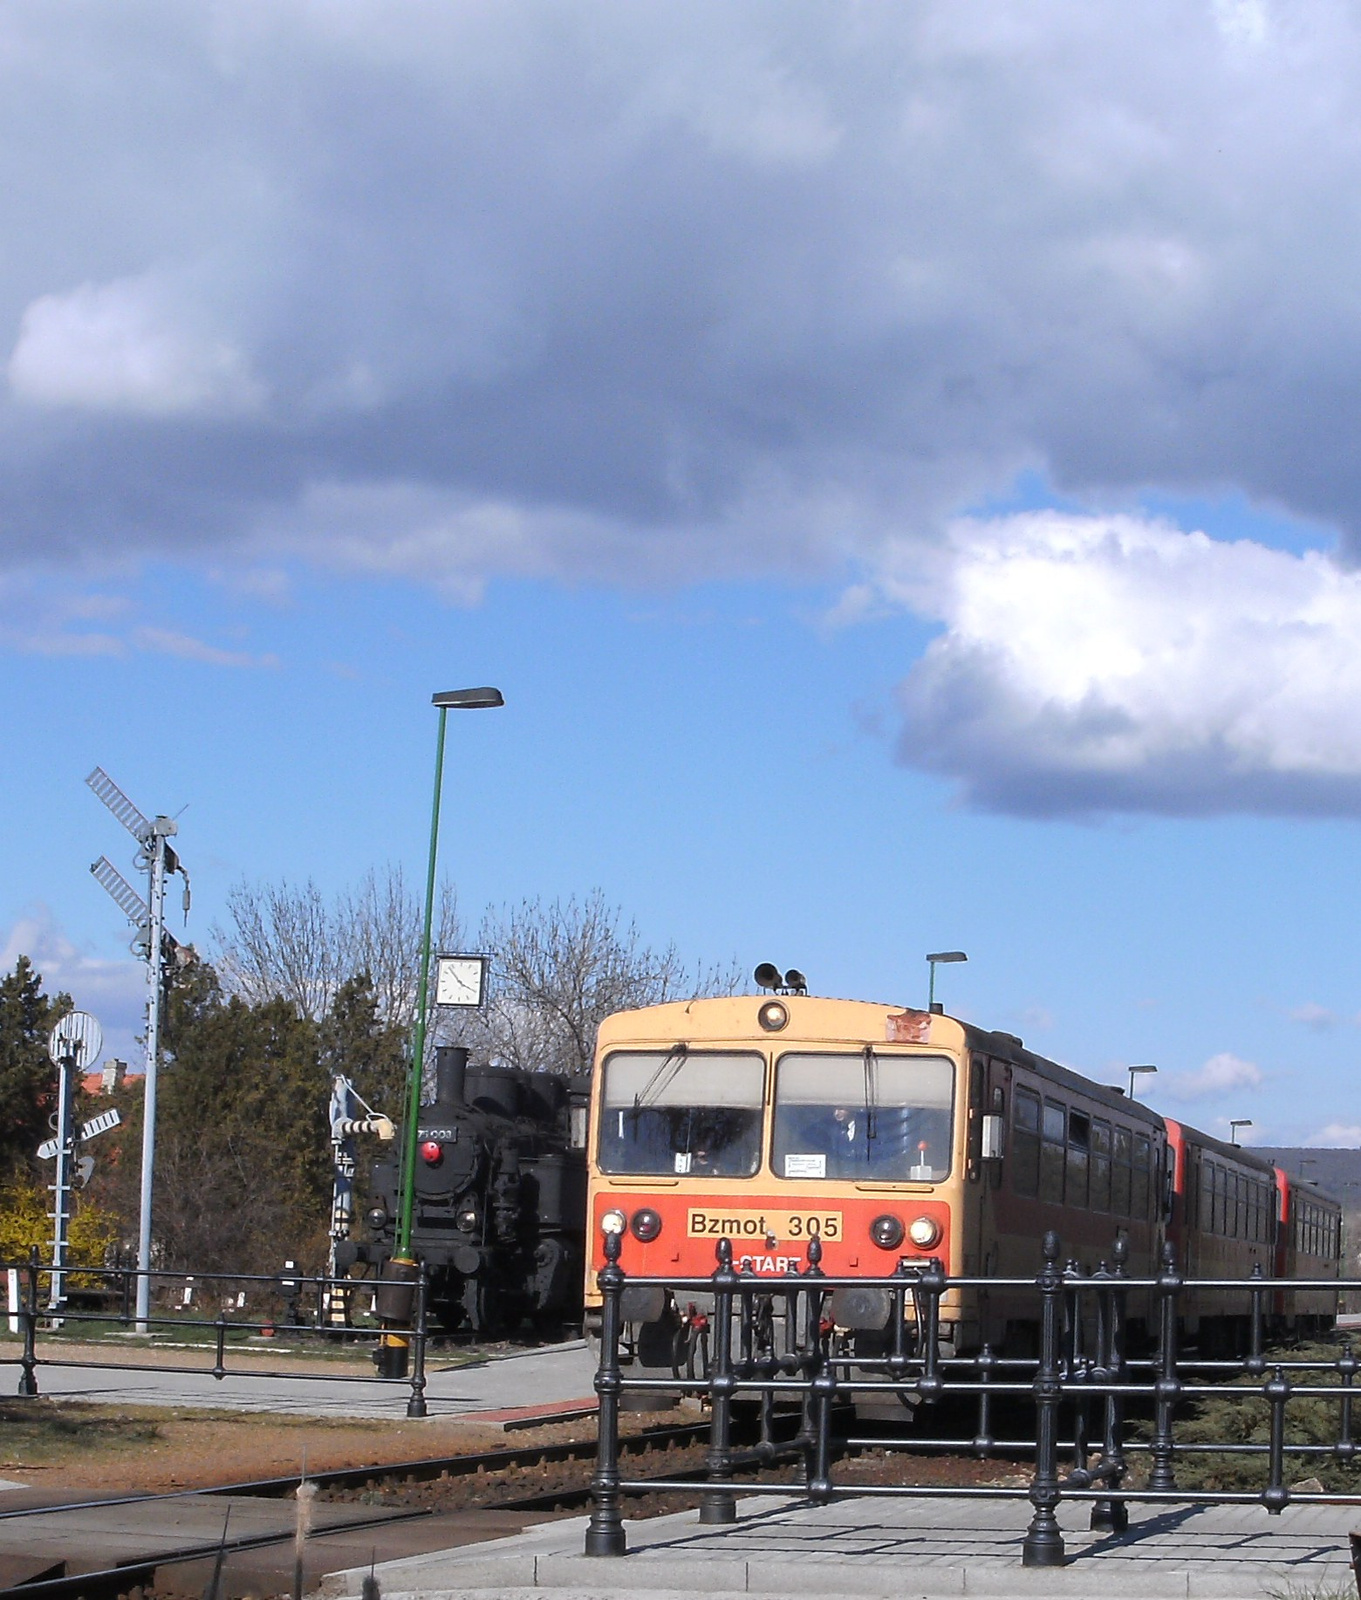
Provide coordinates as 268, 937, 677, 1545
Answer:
7, 274, 263, 417
1290, 1003, 1338, 1030
0, 906, 145, 1066
1306, 1123, 1361, 1148
882, 510, 1361, 815
1162, 1051, 1265, 1101
130, 627, 279, 669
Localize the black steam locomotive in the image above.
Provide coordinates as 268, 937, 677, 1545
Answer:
340, 1045, 589, 1337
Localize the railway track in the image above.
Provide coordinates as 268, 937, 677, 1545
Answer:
0, 1419, 751, 1598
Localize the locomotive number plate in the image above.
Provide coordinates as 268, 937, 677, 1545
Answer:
686, 1208, 843, 1242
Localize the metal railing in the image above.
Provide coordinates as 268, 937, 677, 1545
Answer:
585, 1228, 1360, 1566
1, 1254, 434, 1418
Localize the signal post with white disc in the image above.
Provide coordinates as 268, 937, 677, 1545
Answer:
44, 1011, 106, 1313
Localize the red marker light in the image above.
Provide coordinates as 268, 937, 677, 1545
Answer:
420, 1140, 443, 1166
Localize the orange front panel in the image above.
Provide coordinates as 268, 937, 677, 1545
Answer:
588, 1187, 952, 1294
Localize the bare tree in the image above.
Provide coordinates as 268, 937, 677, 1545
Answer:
216, 874, 741, 1084
458, 891, 743, 1077
212, 867, 460, 1027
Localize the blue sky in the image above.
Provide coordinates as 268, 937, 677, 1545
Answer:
6, 1, 1361, 1147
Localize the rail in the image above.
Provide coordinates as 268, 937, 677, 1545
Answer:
0, 1255, 435, 1418
585, 1228, 1360, 1567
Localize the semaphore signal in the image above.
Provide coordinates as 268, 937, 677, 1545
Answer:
85, 766, 191, 1333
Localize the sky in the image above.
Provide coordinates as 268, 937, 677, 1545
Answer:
6, 0, 1361, 1146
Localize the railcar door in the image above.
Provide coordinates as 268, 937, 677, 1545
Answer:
967, 1054, 1008, 1345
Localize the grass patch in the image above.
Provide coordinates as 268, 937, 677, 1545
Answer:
0, 1400, 161, 1465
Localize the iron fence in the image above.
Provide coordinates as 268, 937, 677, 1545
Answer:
585, 1228, 1361, 1566
0, 1254, 434, 1418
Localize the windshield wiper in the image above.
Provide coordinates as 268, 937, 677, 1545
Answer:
634, 1043, 689, 1109
862, 1045, 878, 1141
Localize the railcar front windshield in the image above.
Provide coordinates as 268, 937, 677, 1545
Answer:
772, 1051, 955, 1181
597, 1049, 765, 1176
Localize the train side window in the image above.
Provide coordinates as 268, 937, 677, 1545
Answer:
1132, 1133, 1151, 1220
1112, 1127, 1132, 1215
1090, 1119, 1112, 1212
1067, 1112, 1091, 1208
1198, 1156, 1212, 1232
1013, 1086, 1041, 1198
1040, 1099, 1066, 1203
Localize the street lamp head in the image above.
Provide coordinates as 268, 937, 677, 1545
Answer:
925, 951, 967, 1014
432, 687, 504, 709
1127, 1063, 1157, 1099
1229, 1118, 1253, 1146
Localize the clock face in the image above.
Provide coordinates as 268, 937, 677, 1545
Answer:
435, 955, 486, 1008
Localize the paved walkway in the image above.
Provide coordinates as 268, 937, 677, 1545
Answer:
322, 1493, 1361, 1600
0, 1340, 599, 1420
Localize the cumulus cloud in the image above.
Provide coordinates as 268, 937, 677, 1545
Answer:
2, 2, 1361, 586
8, 274, 262, 417
1162, 1051, 1265, 1101
882, 511, 1361, 815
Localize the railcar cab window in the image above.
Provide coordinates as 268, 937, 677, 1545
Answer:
597, 1050, 764, 1177
771, 1052, 954, 1181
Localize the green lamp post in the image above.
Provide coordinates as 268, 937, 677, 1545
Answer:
376, 686, 503, 1376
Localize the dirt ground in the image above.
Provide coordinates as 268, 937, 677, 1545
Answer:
0, 1399, 611, 1497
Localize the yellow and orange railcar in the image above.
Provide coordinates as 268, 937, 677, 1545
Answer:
583, 992, 1168, 1361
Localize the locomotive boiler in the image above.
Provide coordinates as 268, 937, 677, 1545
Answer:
342, 1045, 589, 1337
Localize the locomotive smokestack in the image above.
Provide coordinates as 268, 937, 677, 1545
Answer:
434, 1046, 468, 1108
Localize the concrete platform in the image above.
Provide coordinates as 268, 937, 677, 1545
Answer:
322, 1493, 1361, 1600
0, 1338, 599, 1420
0, 1491, 415, 1574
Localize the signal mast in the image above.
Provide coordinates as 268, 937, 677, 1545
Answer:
86, 768, 191, 1332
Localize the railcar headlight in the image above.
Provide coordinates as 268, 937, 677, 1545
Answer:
908, 1215, 942, 1249
870, 1214, 905, 1250
600, 1209, 627, 1237
456, 1207, 478, 1232
365, 1206, 388, 1232
758, 1000, 789, 1031
630, 1208, 663, 1242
